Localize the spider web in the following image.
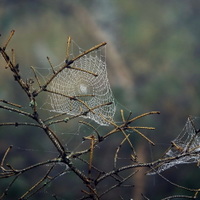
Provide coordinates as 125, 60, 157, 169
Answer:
48, 41, 116, 126
148, 116, 200, 175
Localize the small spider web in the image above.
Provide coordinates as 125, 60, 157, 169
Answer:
148, 116, 200, 175
48, 41, 116, 126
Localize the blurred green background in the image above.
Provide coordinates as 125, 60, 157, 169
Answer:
0, 0, 200, 199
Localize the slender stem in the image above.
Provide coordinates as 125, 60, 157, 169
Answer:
68, 65, 98, 77
47, 56, 56, 74
71, 42, 106, 62
19, 165, 55, 199
0, 122, 41, 128
36, 117, 65, 156
66, 36, 72, 60
99, 170, 137, 198
129, 127, 155, 145
3, 30, 15, 50
30, 66, 42, 88
0, 47, 30, 98
0, 99, 22, 108
0, 146, 12, 170
127, 111, 160, 124
0, 104, 34, 118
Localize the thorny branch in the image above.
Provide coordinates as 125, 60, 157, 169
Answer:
0, 31, 199, 199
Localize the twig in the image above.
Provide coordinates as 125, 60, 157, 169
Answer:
128, 111, 160, 124
44, 112, 67, 122
154, 167, 200, 193
129, 127, 155, 145
0, 122, 41, 128
83, 135, 96, 175
0, 146, 13, 171
120, 109, 126, 123
102, 112, 157, 146
114, 134, 131, 169
0, 47, 30, 97
79, 121, 102, 141
0, 99, 22, 108
0, 158, 60, 178
26, 168, 69, 200
68, 65, 98, 77
71, 42, 106, 62
11, 48, 15, 66
66, 36, 72, 61
19, 165, 56, 199
99, 170, 137, 198
121, 128, 138, 158
0, 104, 34, 118
76, 156, 104, 175
47, 56, 56, 74
0, 175, 19, 199
161, 195, 197, 200
3, 30, 15, 50
30, 66, 42, 88
141, 193, 150, 200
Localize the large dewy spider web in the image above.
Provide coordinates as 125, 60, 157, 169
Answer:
48, 40, 116, 126
148, 116, 200, 175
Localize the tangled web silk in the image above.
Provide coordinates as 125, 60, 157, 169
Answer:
148, 116, 200, 175
48, 44, 115, 126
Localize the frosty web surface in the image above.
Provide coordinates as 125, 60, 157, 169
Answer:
148, 116, 200, 175
48, 42, 116, 126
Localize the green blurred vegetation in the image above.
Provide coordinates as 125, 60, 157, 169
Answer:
0, 0, 200, 199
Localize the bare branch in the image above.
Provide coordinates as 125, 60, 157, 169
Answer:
99, 170, 137, 198
66, 36, 72, 61
71, 42, 106, 62
47, 56, 56, 74
0, 99, 22, 108
0, 104, 34, 119
0, 122, 41, 128
3, 30, 15, 50
19, 165, 56, 199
